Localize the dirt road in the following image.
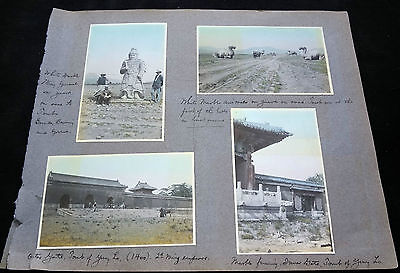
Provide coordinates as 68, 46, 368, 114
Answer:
198, 55, 331, 94
77, 83, 163, 141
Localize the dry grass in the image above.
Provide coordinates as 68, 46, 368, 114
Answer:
39, 208, 193, 247
238, 214, 332, 253
77, 83, 163, 140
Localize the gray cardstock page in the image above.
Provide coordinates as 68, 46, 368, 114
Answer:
1, 8, 397, 271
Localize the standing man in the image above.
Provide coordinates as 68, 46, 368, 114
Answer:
151, 69, 163, 103
97, 73, 108, 86
119, 48, 146, 99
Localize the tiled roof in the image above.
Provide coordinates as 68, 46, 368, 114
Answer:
48, 171, 127, 188
129, 181, 157, 191
233, 119, 289, 135
233, 119, 292, 153
255, 174, 325, 190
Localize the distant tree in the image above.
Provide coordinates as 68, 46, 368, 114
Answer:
306, 173, 324, 185
157, 188, 170, 196
167, 183, 192, 197
155, 183, 192, 197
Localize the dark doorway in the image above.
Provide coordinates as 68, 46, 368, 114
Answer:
60, 194, 70, 208
84, 194, 94, 208
106, 197, 114, 208
302, 196, 314, 211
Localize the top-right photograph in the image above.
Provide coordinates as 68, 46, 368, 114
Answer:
197, 26, 333, 94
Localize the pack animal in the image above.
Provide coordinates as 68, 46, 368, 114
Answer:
213, 46, 236, 59
299, 47, 325, 60
252, 50, 265, 58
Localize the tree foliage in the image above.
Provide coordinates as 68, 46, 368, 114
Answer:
306, 173, 324, 185
159, 183, 192, 197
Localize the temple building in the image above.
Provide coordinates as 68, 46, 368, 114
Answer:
123, 181, 192, 209
233, 118, 291, 191
127, 181, 157, 195
233, 119, 327, 217
43, 172, 192, 210
44, 171, 127, 209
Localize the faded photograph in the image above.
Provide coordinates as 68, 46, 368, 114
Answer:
77, 23, 166, 142
198, 26, 332, 94
231, 108, 333, 254
38, 153, 194, 248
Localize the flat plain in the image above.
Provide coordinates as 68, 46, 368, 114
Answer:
198, 54, 330, 94
39, 208, 193, 247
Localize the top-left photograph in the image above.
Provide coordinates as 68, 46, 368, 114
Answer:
77, 23, 167, 142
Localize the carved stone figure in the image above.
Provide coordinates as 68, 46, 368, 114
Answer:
119, 48, 146, 99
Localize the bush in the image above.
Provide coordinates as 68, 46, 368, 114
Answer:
241, 233, 254, 240
274, 220, 284, 230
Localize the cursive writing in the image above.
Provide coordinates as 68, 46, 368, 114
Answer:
34, 69, 79, 137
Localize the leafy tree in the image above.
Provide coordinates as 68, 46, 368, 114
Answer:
306, 173, 324, 185
158, 183, 192, 197
157, 188, 170, 196
168, 183, 192, 197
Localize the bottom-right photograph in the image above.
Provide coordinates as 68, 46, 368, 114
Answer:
231, 108, 334, 254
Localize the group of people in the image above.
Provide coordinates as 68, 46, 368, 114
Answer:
93, 74, 112, 105
94, 48, 164, 105
87, 201, 127, 210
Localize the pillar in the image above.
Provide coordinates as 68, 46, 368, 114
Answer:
236, 181, 242, 204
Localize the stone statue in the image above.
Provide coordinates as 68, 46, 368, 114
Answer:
119, 48, 146, 99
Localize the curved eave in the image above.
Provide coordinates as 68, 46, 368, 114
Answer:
234, 122, 292, 153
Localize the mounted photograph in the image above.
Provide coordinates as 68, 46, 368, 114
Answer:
38, 153, 195, 248
77, 23, 167, 142
198, 26, 332, 94
231, 108, 333, 254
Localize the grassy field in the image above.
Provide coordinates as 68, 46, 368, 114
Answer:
77, 83, 163, 141
39, 208, 193, 247
238, 214, 333, 253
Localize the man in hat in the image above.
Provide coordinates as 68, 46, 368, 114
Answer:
93, 73, 111, 105
97, 73, 108, 86
151, 69, 163, 103
119, 48, 146, 99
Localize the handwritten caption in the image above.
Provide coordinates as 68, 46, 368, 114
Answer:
34, 69, 79, 136
27, 250, 208, 268
231, 255, 383, 270
179, 95, 353, 128
27, 250, 383, 270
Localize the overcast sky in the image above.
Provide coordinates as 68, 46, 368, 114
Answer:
232, 108, 325, 181
84, 23, 166, 83
198, 26, 325, 51
46, 153, 194, 190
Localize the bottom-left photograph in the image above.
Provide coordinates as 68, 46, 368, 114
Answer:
38, 152, 195, 248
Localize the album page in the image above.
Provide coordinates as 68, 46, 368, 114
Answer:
1, 8, 397, 271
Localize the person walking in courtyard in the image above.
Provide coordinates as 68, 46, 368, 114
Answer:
119, 48, 146, 99
92, 201, 97, 212
159, 207, 166, 217
151, 69, 163, 103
